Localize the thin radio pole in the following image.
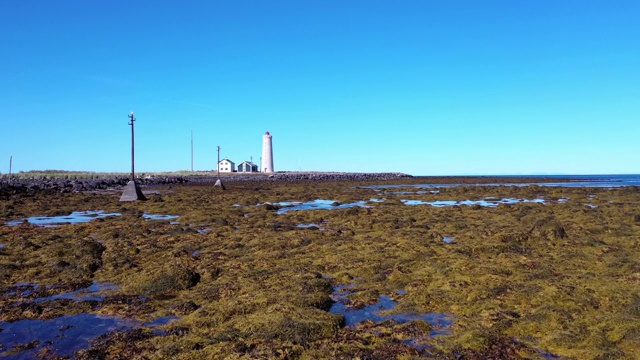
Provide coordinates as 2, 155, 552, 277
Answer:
217, 146, 220, 178
120, 111, 146, 201
214, 145, 225, 190
128, 112, 136, 181
191, 130, 194, 172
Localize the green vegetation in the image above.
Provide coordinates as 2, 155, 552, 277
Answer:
1, 179, 639, 359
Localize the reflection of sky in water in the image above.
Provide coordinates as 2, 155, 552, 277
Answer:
274, 200, 370, 214
388, 190, 440, 195
402, 198, 545, 207
330, 285, 453, 337
296, 223, 324, 230
31, 283, 119, 303
0, 243, 4, 249
443, 237, 454, 243
144, 316, 178, 327
6, 211, 121, 227
0, 314, 135, 359
0, 313, 175, 360
143, 213, 179, 220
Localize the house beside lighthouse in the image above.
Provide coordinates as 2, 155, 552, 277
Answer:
261, 131, 274, 173
218, 158, 235, 173
238, 161, 258, 173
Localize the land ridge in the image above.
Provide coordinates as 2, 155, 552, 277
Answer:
0, 172, 585, 195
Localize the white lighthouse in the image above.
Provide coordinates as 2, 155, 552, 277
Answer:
261, 131, 274, 173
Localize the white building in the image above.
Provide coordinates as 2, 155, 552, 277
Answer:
261, 131, 274, 173
218, 159, 235, 173
238, 161, 258, 173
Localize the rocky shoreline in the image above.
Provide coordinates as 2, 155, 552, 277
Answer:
0, 172, 411, 194
2, 174, 637, 358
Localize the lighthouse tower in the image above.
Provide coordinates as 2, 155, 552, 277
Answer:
261, 131, 274, 173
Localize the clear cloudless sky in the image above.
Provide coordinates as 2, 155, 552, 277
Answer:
1, 0, 638, 175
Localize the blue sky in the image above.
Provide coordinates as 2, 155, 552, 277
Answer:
1, 1, 638, 175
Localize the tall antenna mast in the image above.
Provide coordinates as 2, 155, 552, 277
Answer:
191, 130, 194, 172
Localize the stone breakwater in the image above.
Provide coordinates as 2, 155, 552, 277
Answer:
187, 172, 412, 183
0, 177, 187, 194
0, 172, 411, 194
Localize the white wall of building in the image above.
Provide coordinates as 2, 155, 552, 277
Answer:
218, 159, 235, 172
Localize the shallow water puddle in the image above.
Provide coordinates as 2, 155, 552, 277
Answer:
330, 285, 453, 336
0, 313, 175, 359
0, 244, 4, 249
443, 237, 454, 244
402, 198, 546, 207
296, 223, 325, 230
6, 211, 121, 227
271, 200, 370, 214
388, 190, 440, 195
4, 283, 40, 298
31, 283, 119, 303
143, 213, 179, 221
144, 316, 178, 327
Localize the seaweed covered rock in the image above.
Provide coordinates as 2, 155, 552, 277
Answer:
75, 328, 157, 360
127, 266, 201, 297
453, 334, 529, 359
170, 301, 200, 315
523, 216, 569, 240
231, 305, 343, 347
